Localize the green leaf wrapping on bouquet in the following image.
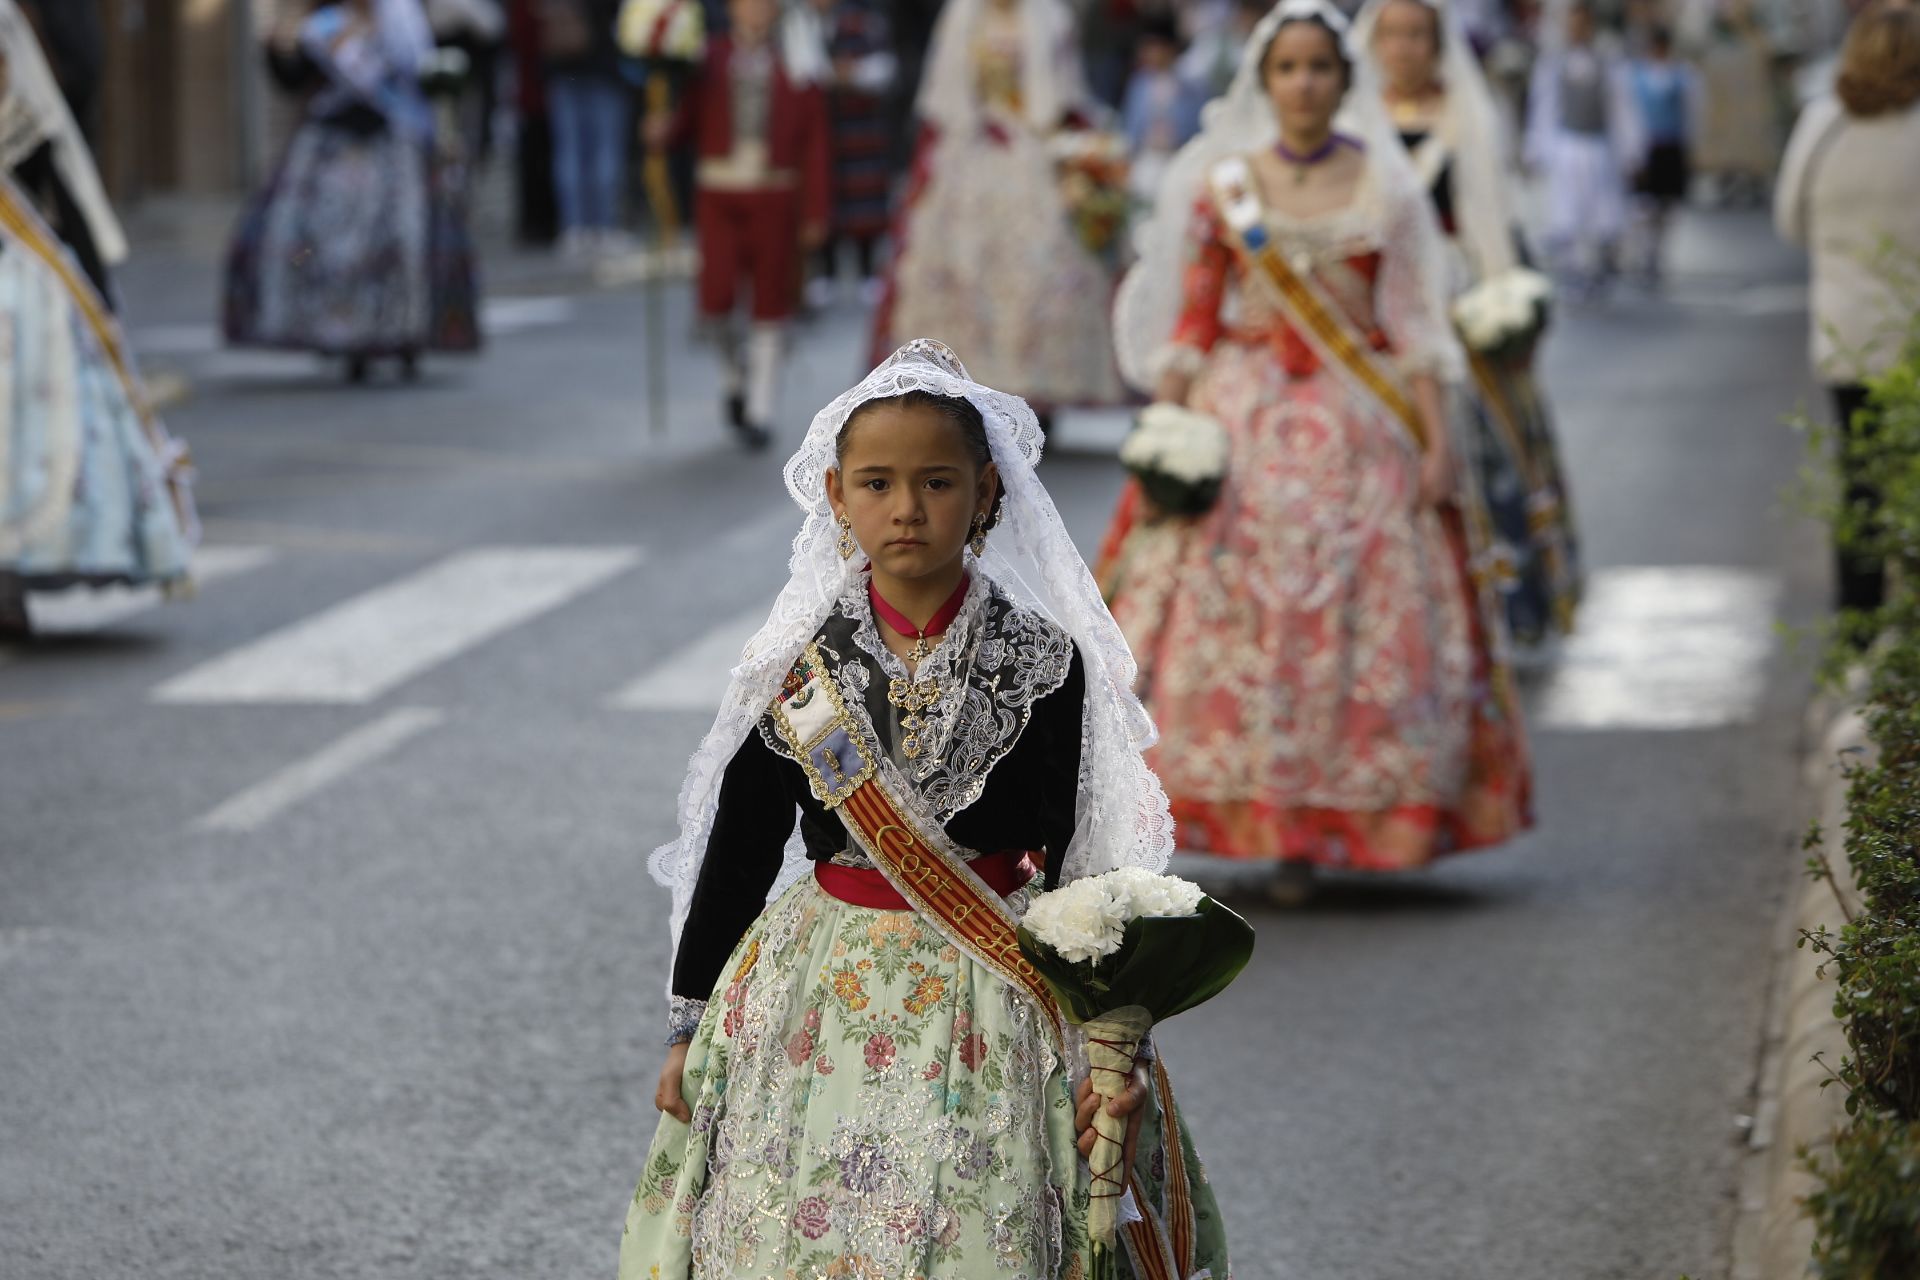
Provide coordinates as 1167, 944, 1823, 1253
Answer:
1016, 896, 1255, 1025
1132, 471, 1224, 517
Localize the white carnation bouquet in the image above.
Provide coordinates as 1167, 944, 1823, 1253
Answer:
1018, 868, 1255, 1279
1451, 267, 1553, 360
615, 0, 707, 63
1119, 402, 1230, 516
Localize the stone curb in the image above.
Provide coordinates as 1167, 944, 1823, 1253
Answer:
1730, 698, 1868, 1280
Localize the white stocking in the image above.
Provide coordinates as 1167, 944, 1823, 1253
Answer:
746, 323, 785, 426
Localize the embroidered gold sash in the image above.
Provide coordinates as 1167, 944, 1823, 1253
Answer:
1206, 156, 1521, 706
1207, 154, 1428, 450
767, 641, 1200, 1278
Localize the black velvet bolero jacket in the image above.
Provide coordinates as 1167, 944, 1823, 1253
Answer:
670, 599, 1087, 1003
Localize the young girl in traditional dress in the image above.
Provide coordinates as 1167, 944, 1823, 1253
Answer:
619, 339, 1228, 1280
1102, 0, 1532, 896
871, 0, 1122, 413
1353, 0, 1582, 644
225, 0, 480, 382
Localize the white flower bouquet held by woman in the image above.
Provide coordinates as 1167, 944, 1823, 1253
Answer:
1451, 266, 1554, 361
1119, 403, 1231, 516
1017, 868, 1255, 1280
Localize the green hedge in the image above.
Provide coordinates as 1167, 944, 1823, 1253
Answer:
1799, 295, 1920, 1276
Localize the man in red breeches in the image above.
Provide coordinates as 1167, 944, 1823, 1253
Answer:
653, 0, 830, 449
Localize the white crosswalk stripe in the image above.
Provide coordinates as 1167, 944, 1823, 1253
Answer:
607, 606, 766, 712
193, 707, 446, 832
1538, 566, 1779, 731
152, 546, 641, 705
27, 546, 278, 634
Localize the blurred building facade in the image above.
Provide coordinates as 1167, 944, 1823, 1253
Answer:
95, 0, 291, 202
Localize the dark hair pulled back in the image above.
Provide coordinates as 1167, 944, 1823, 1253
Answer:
837, 390, 1005, 529
1261, 14, 1354, 91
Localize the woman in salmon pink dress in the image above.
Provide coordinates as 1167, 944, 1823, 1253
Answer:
1101, 0, 1532, 898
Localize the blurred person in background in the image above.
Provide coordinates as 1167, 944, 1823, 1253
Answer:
798, 0, 895, 308
1356, 0, 1583, 645
887, 0, 944, 164
1122, 14, 1206, 204
1102, 0, 1532, 898
1681, 0, 1779, 201
1525, 0, 1646, 295
873, 0, 1124, 418
1774, 0, 1920, 622
1627, 22, 1700, 279
536, 0, 631, 256
0, 0, 119, 303
426, 0, 507, 164
647, 0, 829, 449
1179, 0, 1274, 95
0, 19, 197, 637
225, 0, 482, 382
507, 0, 560, 243
1085, 0, 1167, 108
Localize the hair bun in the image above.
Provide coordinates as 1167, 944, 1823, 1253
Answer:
884, 338, 973, 382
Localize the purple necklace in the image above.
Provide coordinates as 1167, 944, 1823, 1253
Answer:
1275, 133, 1350, 183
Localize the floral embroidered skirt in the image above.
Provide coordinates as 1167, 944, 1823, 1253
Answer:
1096, 341, 1532, 871
619, 876, 1231, 1279
1461, 353, 1580, 647
224, 120, 480, 358
874, 128, 1121, 408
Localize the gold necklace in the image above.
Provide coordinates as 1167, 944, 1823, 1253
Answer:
887, 661, 940, 760
870, 576, 969, 761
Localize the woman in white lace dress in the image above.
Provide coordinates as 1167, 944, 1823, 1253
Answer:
870, 0, 1122, 411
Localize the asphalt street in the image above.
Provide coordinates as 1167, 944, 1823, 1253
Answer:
0, 206, 1827, 1280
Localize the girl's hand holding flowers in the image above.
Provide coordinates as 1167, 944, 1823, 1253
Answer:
1017, 868, 1254, 1279
1074, 1061, 1150, 1166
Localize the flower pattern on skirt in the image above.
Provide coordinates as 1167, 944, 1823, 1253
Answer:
621, 879, 1080, 1279
1098, 339, 1532, 869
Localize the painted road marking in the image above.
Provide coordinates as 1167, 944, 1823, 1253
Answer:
27, 546, 279, 634
193, 707, 445, 832
1538, 566, 1780, 731
152, 547, 641, 705
608, 606, 766, 712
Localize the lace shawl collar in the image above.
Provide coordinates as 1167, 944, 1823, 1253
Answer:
757, 571, 1076, 822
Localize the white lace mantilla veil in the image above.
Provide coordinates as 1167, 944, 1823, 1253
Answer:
1350, 0, 1524, 281
649, 340, 1177, 983
914, 0, 1087, 134
1112, 0, 1462, 392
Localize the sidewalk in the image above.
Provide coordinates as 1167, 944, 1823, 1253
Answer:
1731, 697, 1864, 1280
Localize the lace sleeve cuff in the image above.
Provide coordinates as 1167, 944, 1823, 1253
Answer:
1395, 345, 1464, 384
666, 995, 707, 1046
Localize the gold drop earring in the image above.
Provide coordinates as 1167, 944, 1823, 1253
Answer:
969, 512, 989, 557
837, 514, 857, 560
